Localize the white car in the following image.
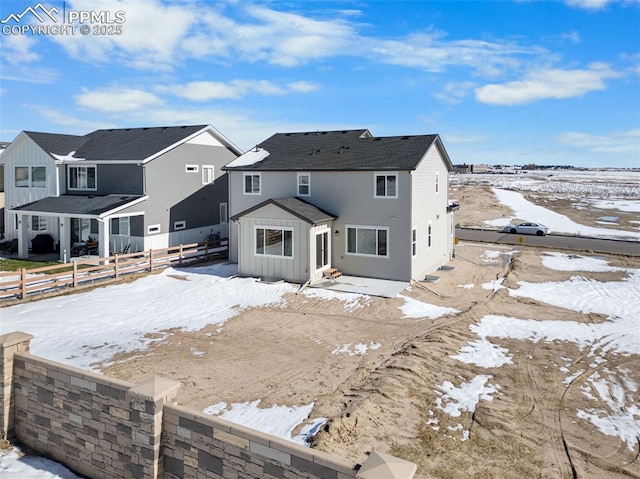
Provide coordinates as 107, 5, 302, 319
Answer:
502, 222, 550, 236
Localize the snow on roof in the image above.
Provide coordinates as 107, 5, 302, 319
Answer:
51, 151, 86, 162
225, 147, 270, 168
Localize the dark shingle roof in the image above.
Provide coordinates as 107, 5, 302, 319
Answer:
25, 125, 209, 162
12, 194, 144, 216
231, 197, 337, 225
223, 129, 451, 171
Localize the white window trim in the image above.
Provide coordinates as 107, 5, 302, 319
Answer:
174, 220, 186, 231
435, 172, 440, 194
243, 172, 262, 195
345, 224, 389, 258
373, 172, 398, 199
147, 224, 161, 235
427, 221, 433, 249
254, 225, 294, 259
68, 165, 97, 191
185, 164, 199, 173
202, 165, 214, 184
297, 172, 310, 196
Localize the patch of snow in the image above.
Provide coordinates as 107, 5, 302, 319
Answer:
540, 252, 625, 272
397, 294, 459, 319
302, 288, 371, 311
224, 147, 269, 167
0, 448, 82, 479
458, 283, 475, 289
485, 188, 640, 240
332, 342, 381, 356
434, 375, 500, 418
451, 339, 513, 368
203, 400, 321, 446
481, 277, 504, 291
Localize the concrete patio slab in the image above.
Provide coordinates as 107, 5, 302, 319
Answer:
310, 275, 409, 298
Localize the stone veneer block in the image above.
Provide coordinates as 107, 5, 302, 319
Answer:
249, 441, 291, 465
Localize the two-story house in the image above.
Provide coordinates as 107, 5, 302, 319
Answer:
2, 125, 241, 261
223, 129, 457, 283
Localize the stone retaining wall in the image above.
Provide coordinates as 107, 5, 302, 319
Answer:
0, 332, 416, 479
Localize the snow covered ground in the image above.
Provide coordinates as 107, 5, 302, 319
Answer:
452, 169, 640, 240
447, 252, 640, 449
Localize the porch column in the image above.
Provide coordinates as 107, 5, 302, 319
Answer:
58, 216, 70, 263
98, 218, 110, 259
17, 214, 28, 259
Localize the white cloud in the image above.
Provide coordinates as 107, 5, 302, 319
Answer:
49, 0, 197, 70
0, 34, 40, 64
565, 0, 615, 9
565, 0, 640, 9
556, 129, 640, 154
475, 63, 621, 105
158, 80, 319, 101
75, 86, 163, 112
434, 81, 476, 104
287, 81, 319, 93
369, 33, 543, 77
33, 106, 116, 132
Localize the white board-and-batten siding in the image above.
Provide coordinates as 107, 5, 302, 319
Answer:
3, 134, 59, 242
236, 204, 310, 283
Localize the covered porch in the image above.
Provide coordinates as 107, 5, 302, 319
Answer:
8, 194, 147, 262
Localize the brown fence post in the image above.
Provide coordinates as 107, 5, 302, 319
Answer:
149, 249, 154, 272
114, 254, 119, 278
20, 269, 26, 300
72, 261, 78, 288
0, 332, 33, 440
179, 244, 183, 266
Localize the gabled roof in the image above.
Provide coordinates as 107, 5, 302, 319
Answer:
223, 129, 453, 172
231, 197, 337, 225
20, 125, 242, 163
10, 194, 146, 218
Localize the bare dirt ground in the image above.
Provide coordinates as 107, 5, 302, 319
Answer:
101, 185, 640, 479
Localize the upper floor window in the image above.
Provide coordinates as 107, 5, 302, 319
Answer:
14, 166, 47, 188
347, 225, 388, 257
435, 172, 439, 193
297, 173, 310, 196
69, 165, 96, 190
427, 222, 432, 249
31, 167, 46, 188
374, 172, 398, 198
15, 167, 29, 187
244, 173, 261, 195
185, 164, 199, 173
202, 165, 214, 184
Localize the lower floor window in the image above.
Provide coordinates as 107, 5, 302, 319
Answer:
347, 226, 388, 256
31, 215, 47, 231
255, 227, 293, 257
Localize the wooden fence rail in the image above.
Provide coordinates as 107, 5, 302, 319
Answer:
0, 242, 227, 301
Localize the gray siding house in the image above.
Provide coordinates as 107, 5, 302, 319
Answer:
2, 125, 241, 260
224, 129, 457, 283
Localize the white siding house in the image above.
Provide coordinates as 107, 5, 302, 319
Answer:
224, 129, 457, 283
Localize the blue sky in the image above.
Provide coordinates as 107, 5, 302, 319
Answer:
1, 0, 639, 168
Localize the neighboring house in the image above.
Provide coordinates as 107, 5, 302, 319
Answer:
2, 125, 241, 260
223, 129, 457, 283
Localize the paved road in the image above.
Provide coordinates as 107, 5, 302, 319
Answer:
455, 227, 640, 256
